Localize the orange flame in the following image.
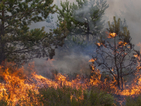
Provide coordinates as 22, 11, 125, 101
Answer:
97, 42, 102, 46
137, 42, 141, 53
88, 58, 96, 62
118, 41, 127, 46
1, 48, 141, 105
108, 33, 117, 38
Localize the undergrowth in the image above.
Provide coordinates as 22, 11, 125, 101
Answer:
0, 86, 115, 106
1, 85, 141, 106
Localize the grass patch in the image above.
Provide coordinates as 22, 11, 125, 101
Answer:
125, 95, 141, 106
38, 86, 115, 106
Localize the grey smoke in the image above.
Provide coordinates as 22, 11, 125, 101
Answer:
33, 53, 91, 78
29, 0, 141, 76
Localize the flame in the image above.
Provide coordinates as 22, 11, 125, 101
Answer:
0, 62, 90, 105
1, 32, 141, 105
88, 35, 141, 101
118, 41, 127, 46
0, 67, 40, 105
108, 33, 117, 38
88, 58, 96, 62
97, 42, 102, 46
134, 54, 138, 58
137, 42, 141, 53
0, 60, 105, 105
1, 48, 141, 105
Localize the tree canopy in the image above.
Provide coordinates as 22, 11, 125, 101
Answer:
0, 0, 68, 65
56, 0, 109, 42
55, 0, 109, 56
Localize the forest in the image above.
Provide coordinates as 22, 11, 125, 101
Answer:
0, 0, 141, 105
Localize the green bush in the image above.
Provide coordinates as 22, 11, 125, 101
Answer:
38, 86, 115, 106
0, 99, 8, 106
83, 87, 115, 106
125, 95, 141, 106
39, 86, 81, 106
0, 86, 115, 106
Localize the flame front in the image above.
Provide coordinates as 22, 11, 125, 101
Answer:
1, 42, 141, 105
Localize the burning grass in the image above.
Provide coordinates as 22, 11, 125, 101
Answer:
0, 62, 115, 106
0, 61, 141, 106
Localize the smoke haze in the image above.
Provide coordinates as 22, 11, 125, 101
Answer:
105, 0, 141, 46
29, 0, 141, 76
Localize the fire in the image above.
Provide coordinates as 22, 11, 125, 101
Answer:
0, 60, 114, 105
134, 54, 138, 58
108, 32, 117, 38
118, 41, 127, 46
1, 43, 141, 105
0, 64, 42, 105
0, 62, 90, 105
0, 60, 141, 105
88, 58, 96, 62
137, 42, 141, 53
97, 42, 102, 46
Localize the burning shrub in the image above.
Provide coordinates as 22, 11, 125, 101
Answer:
90, 16, 141, 90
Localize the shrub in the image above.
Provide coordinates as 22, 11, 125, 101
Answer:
39, 86, 115, 106
125, 95, 141, 106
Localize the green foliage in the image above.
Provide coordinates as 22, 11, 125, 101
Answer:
107, 16, 130, 39
56, 0, 108, 35
0, 86, 115, 106
39, 86, 82, 106
0, 99, 8, 106
125, 95, 141, 106
83, 88, 115, 106
0, 0, 68, 65
39, 86, 115, 106
56, 0, 108, 55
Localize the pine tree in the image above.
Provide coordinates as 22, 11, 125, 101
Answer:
0, 0, 68, 65
90, 16, 141, 90
55, 0, 108, 56
56, 0, 109, 42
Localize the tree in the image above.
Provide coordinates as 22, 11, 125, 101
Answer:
90, 16, 141, 90
56, 0, 109, 42
55, 0, 108, 55
0, 0, 68, 65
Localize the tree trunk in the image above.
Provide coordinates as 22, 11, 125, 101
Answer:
120, 70, 123, 90
117, 71, 120, 89
0, 8, 6, 65
86, 22, 89, 41
114, 37, 121, 89
87, 27, 89, 41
